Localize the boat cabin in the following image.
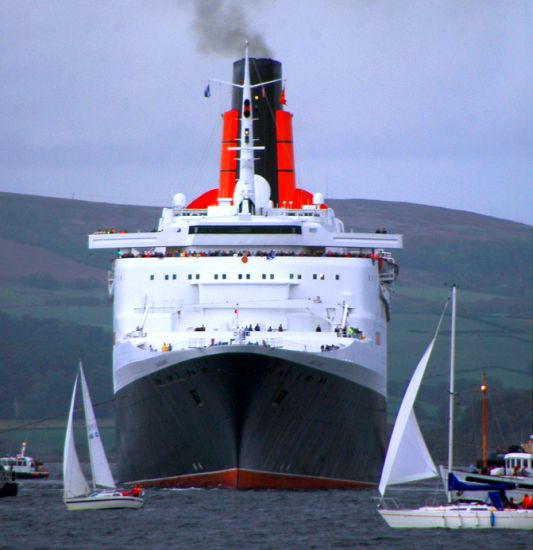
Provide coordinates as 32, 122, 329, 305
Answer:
504, 453, 533, 476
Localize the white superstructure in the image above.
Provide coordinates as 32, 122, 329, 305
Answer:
90, 201, 401, 392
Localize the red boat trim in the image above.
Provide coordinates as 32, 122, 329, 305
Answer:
135, 468, 375, 490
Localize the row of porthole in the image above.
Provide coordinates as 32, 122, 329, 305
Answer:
149, 273, 341, 281
153, 367, 207, 384
277, 370, 328, 384
273, 374, 328, 406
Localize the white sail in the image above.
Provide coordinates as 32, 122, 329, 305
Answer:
378, 337, 439, 496
79, 364, 115, 489
63, 374, 90, 499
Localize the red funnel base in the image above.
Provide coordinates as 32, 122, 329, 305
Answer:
137, 469, 374, 490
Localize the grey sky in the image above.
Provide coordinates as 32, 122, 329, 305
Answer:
0, 0, 531, 223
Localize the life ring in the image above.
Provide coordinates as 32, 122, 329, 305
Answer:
241, 255, 248, 263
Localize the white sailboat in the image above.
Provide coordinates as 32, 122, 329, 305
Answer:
378, 286, 533, 530
63, 362, 143, 511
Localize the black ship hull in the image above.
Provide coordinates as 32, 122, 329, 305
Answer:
115, 347, 386, 489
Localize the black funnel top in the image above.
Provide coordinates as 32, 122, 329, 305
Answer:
231, 58, 284, 205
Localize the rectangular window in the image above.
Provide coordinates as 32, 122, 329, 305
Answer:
173, 274, 177, 280
150, 275, 154, 281
262, 274, 267, 280
196, 274, 200, 280
270, 274, 274, 280
290, 273, 294, 279
320, 274, 325, 280
246, 274, 251, 280
335, 274, 340, 280
214, 274, 219, 280
189, 225, 302, 235
165, 274, 169, 280
188, 274, 192, 280
297, 274, 302, 280
313, 274, 317, 280
238, 274, 243, 280
222, 274, 227, 280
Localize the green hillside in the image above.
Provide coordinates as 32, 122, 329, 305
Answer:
0, 191, 531, 461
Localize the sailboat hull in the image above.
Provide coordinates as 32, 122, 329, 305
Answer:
114, 347, 387, 489
64, 493, 143, 511
378, 506, 533, 530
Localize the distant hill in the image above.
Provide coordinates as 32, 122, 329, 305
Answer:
0, 191, 160, 280
0, 191, 531, 461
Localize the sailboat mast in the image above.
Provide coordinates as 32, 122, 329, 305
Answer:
447, 284, 457, 502
481, 372, 488, 472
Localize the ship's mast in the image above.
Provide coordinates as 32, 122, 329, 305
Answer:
213, 43, 284, 213
235, 43, 258, 213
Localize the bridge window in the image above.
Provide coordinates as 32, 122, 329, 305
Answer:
188, 225, 302, 235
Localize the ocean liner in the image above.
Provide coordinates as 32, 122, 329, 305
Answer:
89, 46, 402, 489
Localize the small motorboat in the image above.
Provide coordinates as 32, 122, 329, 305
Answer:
0, 442, 49, 479
63, 362, 143, 511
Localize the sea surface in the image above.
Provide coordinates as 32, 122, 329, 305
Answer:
1, 464, 531, 550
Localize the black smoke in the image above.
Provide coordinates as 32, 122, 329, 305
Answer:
190, 0, 273, 58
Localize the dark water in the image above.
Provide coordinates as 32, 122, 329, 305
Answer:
2, 465, 531, 550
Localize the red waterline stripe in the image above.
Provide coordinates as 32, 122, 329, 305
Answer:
136, 469, 374, 490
